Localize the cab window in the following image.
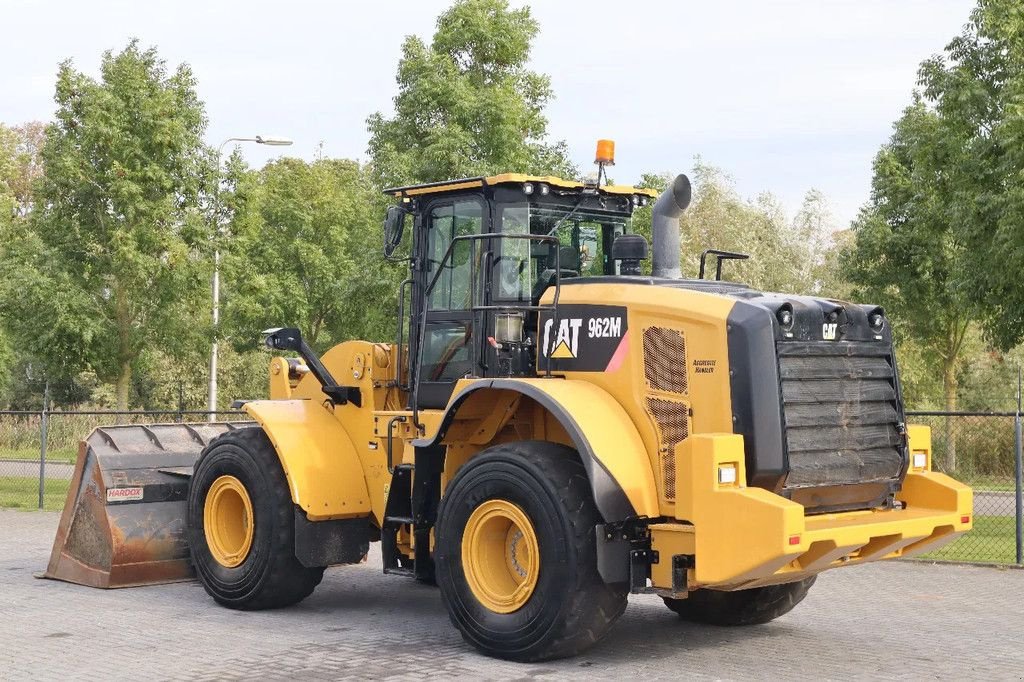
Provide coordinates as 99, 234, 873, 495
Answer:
427, 200, 483, 311
493, 203, 628, 302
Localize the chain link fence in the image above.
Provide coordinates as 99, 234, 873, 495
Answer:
0, 409, 247, 510
2, 406, 1021, 565
906, 411, 1023, 565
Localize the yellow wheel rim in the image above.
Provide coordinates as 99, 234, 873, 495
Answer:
462, 499, 540, 614
204, 475, 254, 568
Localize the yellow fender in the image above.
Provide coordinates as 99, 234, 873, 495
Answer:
244, 399, 371, 521
418, 378, 660, 521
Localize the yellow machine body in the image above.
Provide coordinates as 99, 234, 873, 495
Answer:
249, 279, 972, 593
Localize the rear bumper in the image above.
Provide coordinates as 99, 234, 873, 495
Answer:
654, 433, 972, 593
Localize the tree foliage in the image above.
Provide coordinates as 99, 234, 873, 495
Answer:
0, 121, 45, 223
221, 157, 398, 354
0, 41, 213, 410
842, 100, 973, 416
366, 0, 572, 186
913, 0, 1024, 350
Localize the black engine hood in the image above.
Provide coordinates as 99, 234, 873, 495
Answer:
569, 275, 890, 344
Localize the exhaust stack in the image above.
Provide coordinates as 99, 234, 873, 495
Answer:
651, 174, 692, 279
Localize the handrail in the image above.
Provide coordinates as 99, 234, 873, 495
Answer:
393, 277, 413, 392
699, 249, 749, 280
412, 232, 563, 429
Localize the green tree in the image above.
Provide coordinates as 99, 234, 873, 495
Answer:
0, 121, 45, 224
222, 157, 396, 355
914, 0, 1024, 350
0, 122, 49, 405
366, 0, 573, 186
0, 41, 213, 410
0, 125, 19, 226
790, 189, 842, 295
842, 101, 974, 468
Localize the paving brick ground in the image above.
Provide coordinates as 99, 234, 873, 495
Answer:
2, 509, 1023, 681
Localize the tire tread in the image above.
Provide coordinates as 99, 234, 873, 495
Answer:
436, 440, 627, 661
188, 427, 324, 610
663, 576, 816, 626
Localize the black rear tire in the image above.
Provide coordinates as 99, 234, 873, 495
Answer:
663, 576, 816, 626
186, 427, 324, 610
434, 441, 627, 662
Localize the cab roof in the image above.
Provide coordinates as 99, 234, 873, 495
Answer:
384, 173, 659, 199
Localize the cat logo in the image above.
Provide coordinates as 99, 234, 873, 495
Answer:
543, 317, 583, 359
822, 323, 838, 340
538, 304, 628, 372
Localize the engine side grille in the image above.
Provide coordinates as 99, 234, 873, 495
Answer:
643, 327, 688, 394
647, 397, 689, 500
778, 342, 903, 492
642, 326, 689, 501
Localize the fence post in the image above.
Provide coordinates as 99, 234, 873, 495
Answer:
37, 382, 50, 510
177, 382, 185, 423
1015, 366, 1023, 565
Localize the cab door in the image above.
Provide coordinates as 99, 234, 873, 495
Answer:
413, 196, 486, 409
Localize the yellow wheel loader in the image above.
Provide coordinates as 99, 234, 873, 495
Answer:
46, 142, 973, 661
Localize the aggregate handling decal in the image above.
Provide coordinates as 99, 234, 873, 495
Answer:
539, 304, 629, 372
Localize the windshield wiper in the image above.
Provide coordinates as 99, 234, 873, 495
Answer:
544, 195, 587, 236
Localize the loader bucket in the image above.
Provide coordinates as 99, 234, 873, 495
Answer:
43, 422, 254, 588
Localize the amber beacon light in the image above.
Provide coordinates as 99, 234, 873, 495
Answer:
595, 139, 616, 165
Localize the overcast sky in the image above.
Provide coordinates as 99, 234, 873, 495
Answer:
2, 0, 974, 226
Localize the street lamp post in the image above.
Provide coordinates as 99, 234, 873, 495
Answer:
209, 135, 293, 421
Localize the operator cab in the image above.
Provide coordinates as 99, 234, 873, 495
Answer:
384, 151, 657, 410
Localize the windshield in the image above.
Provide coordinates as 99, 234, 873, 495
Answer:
494, 202, 630, 302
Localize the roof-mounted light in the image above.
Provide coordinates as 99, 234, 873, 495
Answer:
595, 139, 616, 165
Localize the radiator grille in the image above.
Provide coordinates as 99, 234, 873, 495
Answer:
647, 397, 689, 500
643, 327, 688, 394
778, 342, 903, 491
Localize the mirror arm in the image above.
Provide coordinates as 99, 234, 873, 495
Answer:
263, 327, 362, 407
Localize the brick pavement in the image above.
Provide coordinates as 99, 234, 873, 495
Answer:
2, 510, 1022, 680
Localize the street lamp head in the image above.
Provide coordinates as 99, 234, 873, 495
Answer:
255, 135, 293, 146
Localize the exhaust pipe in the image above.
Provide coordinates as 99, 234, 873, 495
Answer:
651, 174, 692, 279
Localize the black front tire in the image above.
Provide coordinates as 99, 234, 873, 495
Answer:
186, 427, 324, 610
434, 441, 627, 662
663, 576, 816, 626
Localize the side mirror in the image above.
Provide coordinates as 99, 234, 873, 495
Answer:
383, 205, 407, 258
262, 327, 303, 352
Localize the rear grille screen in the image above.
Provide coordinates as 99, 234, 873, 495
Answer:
643, 327, 688, 394
778, 342, 903, 490
647, 397, 690, 500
